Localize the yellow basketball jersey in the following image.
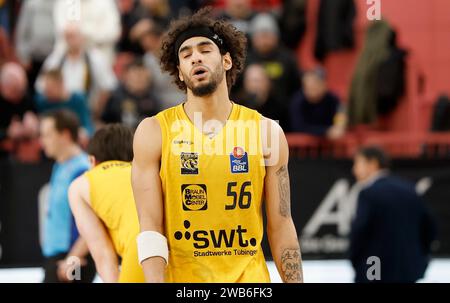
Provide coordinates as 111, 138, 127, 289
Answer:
84, 161, 145, 283
155, 102, 270, 283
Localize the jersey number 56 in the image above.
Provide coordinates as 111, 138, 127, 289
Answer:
225, 181, 252, 210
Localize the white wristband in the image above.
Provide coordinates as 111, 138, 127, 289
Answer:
137, 231, 169, 266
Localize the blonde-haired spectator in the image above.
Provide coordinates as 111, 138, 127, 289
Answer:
36, 22, 117, 119
53, 0, 121, 65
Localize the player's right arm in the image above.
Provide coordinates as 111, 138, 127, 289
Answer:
68, 175, 119, 282
131, 117, 166, 283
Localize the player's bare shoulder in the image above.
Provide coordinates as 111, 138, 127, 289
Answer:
133, 117, 162, 161
68, 174, 90, 207
260, 116, 285, 138
260, 116, 289, 168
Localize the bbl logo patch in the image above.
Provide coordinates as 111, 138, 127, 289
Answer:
230, 146, 249, 173
181, 152, 198, 174
182, 184, 207, 211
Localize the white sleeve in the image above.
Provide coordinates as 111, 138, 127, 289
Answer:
14, 1, 32, 64
89, 49, 117, 91
53, 0, 67, 44
81, 0, 121, 45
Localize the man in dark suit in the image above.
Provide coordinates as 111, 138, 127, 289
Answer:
349, 146, 437, 283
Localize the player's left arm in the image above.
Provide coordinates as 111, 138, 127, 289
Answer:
68, 175, 120, 282
263, 118, 303, 283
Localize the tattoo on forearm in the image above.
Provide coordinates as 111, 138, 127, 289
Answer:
281, 247, 303, 283
276, 165, 291, 217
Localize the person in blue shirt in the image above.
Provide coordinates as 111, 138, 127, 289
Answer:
39, 110, 96, 283
35, 69, 94, 137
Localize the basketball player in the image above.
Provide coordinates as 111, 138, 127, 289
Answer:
68, 124, 145, 282
132, 8, 303, 283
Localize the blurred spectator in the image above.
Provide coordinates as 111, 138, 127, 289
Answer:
279, 0, 307, 50
36, 22, 117, 118
130, 0, 173, 30
39, 110, 96, 283
117, 0, 142, 54
0, 0, 21, 38
0, 27, 16, 65
216, 0, 256, 35
233, 64, 289, 131
168, 0, 206, 18
35, 70, 94, 137
53, 0, 121, 65
137, 20, 184, 109
348, 20, 406, 126
0, 0, 20, 64
124, 0, 174, 55
101, 59, 160, 129
212, 0, 281, 12
246, 13, 301, 106
250, 0, 282, 12
314, 0, 356, 61
15, 0, 56, 95
350, 146, 437, 283
0, 0, 8, 33
0, 62, 39, 160
290, 67, 346, 139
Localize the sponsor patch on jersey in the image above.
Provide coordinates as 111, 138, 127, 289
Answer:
182, 184, 207, 211
230, 146, 249, 173
181, 152, 198, 174
173, 139, 193, 145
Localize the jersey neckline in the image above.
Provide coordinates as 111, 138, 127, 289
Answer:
177, 101, 239, 141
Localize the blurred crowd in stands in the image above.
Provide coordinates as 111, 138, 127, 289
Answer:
2, 0, 448, 163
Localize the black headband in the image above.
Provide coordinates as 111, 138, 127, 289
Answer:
174, 26, 225, 58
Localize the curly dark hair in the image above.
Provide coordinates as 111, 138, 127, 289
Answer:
159, 7, 247, 92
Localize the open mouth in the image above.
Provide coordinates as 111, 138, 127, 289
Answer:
192, 67, 208, 78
